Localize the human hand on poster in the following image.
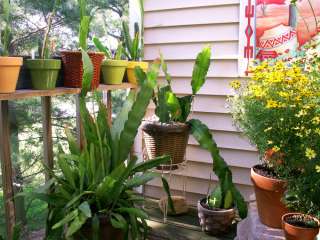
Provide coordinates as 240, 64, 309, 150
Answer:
256, 0, 319, 46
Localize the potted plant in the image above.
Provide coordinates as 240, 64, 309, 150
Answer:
187, 119, 247, 235
142, 46, 211, 170
25, 0, 61, 90
30, 50, 174, 239
93, 37, 128, 85
122, 21, 148, 84
229, 40, 320, 228
0, 0, 23, 93
60, 0, 104, 89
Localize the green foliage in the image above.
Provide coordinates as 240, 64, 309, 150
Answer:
1, 0, 11, 56
122, 21, 141, 61
154, 46, 212, 123
188, 119, 247, 218
78, 0, 91, 50
93, 36, 123, 60
30, 50, 174, 239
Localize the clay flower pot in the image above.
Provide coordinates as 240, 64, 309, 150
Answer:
197, 198, 235, 236
26, 59, 61, 90
0, 56, 23, 93
126, 61, 148, 84
282, 213, 319, 240
251, 165, 289, 228
101, 59, 128, 85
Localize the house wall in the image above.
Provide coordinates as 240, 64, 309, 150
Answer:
141, 0, 258, 205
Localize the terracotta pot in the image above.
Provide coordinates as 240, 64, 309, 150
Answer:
251, 165, 289, 228
142, 121, 190, 170
126, 61, 149, 84
197, 198, 235, 236
0, 56, 23, 93
282, 213, 319, 240
75, 216, 124, 240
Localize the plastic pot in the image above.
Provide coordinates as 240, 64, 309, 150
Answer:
197, 198, 235, 236
126, 61, 149, 84
282, 213, 319, 240
101, 59, 128, 85
0, 56, 23, 93
251, 165, 289, 228
26, 59, 61, 90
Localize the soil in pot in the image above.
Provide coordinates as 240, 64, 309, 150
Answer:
282, 213, 319, 240
101, 59, 128, 85
75, 216, 124, 240
26, 59, 61, 90
126, 61, 148, 84
197, 198, 235, 236
251, 164, 289, 229
142, 121, 190, 170
0, 56, 23, 93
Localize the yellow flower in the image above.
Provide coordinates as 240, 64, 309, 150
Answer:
267, 140, 273, 145
264, 127, 273, 132
315, 128, 320, 135
230, 80, 241, 90
305, 148, 316, 160
312, 116, 320, 125
266, 100, 279, 108
272, 146, 280, 152
316, 165, 320, 173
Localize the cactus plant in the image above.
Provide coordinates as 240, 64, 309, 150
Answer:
122, 21, 142, 61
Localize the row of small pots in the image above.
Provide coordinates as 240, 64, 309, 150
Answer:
0, 51, 149, 94
251, 165, 319, 240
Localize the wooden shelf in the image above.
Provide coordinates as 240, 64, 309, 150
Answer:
0, 83, 137, 101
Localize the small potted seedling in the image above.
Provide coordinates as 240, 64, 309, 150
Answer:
60, 0, 104, 88
122, 21, 148, 84
25, 0, 61, 90
93, 38, 128, 85
0, 0, 23, 93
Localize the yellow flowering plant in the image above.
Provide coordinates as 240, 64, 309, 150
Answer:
229, 58, 320, 178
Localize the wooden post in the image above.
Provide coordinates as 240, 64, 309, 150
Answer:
41, 96, 53, 181
0, 100, 16, 239
75, 95, 84, 149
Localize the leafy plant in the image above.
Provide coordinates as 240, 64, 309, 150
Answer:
29, 50, 174, 239
93, 37, 123, 60
78, 0, 91, 50
153, 46, 211, 123
0, 0, 11, 56
189, 119, 248, 218
122, 21, 142, 61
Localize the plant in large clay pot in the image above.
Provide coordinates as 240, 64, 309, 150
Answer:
93, 37, 128, 85
229, 41, 320, 228
25, 0, 61, 90
188, 119, 247, 235
122, 21, 148, 84
142, 46, 211, 171
60, 0, 104, 89
0, 0, 23, 93
30, 50, 174, 239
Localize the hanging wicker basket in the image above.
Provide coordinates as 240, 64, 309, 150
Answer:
60, 51, 104, 89
142, 121, 189, 170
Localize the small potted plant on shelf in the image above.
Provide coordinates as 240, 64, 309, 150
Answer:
122, 21, 148, 84
25, 0, 61, 90
93, 37, 128, 85
142, 46, 211, 170
30, 50, 174, 239
60, 0, 104, 89
229, 39, 320, 228
0, 0, 23, 93
188, 119, 247, 235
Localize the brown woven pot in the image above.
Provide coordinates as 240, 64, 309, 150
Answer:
60, 51, 104, 88
251, 165, 289, 229
197, 198, 235, 236
142, 121, 189, 170
75, 216, 124, 240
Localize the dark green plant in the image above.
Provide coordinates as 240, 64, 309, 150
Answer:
1, 0, 11, 56
78, 0, 91, 50
29, 50, 174, 239
122, 21, 141, 61
189, 119, 248, 218
153, 46, 211, 123
93, 37, 123, 60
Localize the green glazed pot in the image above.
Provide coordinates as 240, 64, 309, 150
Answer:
101, 59, 128, 85
26, 59, 61, 90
